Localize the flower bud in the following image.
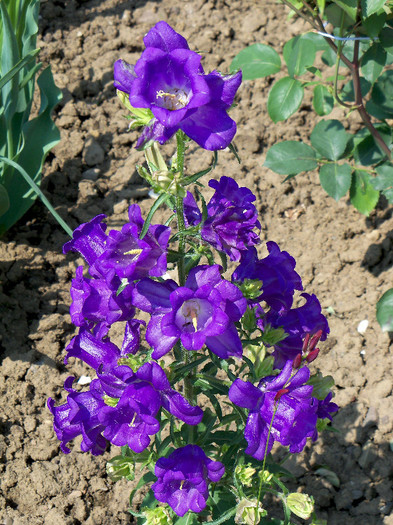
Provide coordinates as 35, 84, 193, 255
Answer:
306, 348, 320, 363
293, 353, 302, 369
287, 492, 314, 520
142, 506, 172, 525
116, 89, 153, 126
235, 463, 256, 487
238, 279, 263, 300
235, 498, 267, 525
258, 469, 273, 484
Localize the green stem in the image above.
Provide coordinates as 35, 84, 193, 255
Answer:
0, 156, 73, 237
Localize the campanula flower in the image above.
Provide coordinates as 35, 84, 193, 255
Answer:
132, 264, 247, 359
183, 176, 260, 261
229, 360, 318, 459
114, 21, 242, 150
152, 445, 225, 516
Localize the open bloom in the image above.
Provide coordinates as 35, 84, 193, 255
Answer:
114, 21, 242, 150
229, 360, 318, 459
152, 445, 225, 516
132, 264, 247, 359
184, 177, 260, 261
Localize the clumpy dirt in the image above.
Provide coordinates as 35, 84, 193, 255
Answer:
1, 0, 393, 524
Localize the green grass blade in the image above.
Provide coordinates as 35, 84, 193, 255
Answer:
0, 47, 39, 90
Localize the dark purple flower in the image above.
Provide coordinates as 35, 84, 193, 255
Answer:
94, 204, 170, 281
121, 319, 146, 355
65, 329, 122, 373
315, 392, 339, 421
229, 361, 317, 459
264, 294, 329, 368
114, 21, 242, 150
47, 377, 107, 456
183, 177, 260, 261
233, 242, 303, 311
70, 266, 135, 330
132, 265, 247, 359
152, 445, 224, 516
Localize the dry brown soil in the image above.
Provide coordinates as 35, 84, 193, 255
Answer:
1, 0, 393, 524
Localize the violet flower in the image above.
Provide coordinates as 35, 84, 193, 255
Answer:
114, 21, 242, 150
183, 176, 260, 261
229, 360, 318, 459
232, 242, 303, 311
264, 293, 329, 368
152, 445, 225, 516
132, 264, 247, 359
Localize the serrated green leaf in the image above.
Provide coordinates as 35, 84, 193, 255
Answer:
313, 84, 334, 116
350, 170, 380, 215
362, 12, 386, 37
377, 288, 393, 331
264, 141, 317, 175
369, 70, 393, 119
230, 44, 281, 80
267, 77, 304, 122
319, 163, 352, 201
361, 0, 386, 17
283, 35, 316, 77
332, 0, 358, 20
310, 120, 348, 160
352, 124, 391, 165
372, 163, 393, 203
361, 43, 387, 84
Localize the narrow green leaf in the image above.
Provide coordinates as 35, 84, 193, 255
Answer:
0, 1, 20, 121
139, 192, 171, 240
377, 288, 393, 332
0, 48, 39, 90
230, 44, 281, 80
319, 163, 352, 201
283, 35, 316, 77
310, 119, 348, 160
267, 77, 304, 122
264, 141, 317, 175
361, 43, 387, 84
350, 170, 380, 215
0, 183, 10, 215
361, 0, 386, 17
313, 84, 334, 116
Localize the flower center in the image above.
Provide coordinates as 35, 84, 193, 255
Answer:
181, 300, 200, 331
156, 88, 189, 110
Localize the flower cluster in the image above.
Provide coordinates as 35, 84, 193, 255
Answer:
114, 21, 242, 150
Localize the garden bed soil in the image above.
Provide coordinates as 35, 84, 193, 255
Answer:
1, 0, 393, 524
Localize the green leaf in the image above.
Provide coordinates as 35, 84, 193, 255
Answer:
380, 27, 393, 55
283, 35, 316, 77
0, 1, 20, 121
362, 12, 386, 38
368, 70, 393, 119
341, 77, 372, 102
371, 163, 393, 203
0, 66, 62, 232
106, 455, 135, 482
361, 43, 387, 84
332, 0, 358, 20
319, 163, 352, 201
352, 124, 392, 165
267, 77, 304, 122
307, 372, 335, 400
0, 48, 39, 90
313, 84, 334, 116
139, 192, 171, 240
350, 170, 380, 215
174, 513, 200, 525
264, 141, 317, 176
230, 44, 281, 80
310, 120, 348, 160
377, 288, 393, 331
0, 183, 10, 216
361, 0, 386, 17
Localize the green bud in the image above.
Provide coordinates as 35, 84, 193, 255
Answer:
235, 463, 256, 487
103, 395, 119, 407
235, 498, 267, 525
142, 506, 172, 525
117, 354, 146, 372
238, 279, 263, 300
287, 492, 314, 520
258, 469, 273, 485
106, 455, 135, 482
116, 89, 153, 126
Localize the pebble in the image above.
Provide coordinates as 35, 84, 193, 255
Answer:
83, 137, 105, 166
83, 168, 100, 181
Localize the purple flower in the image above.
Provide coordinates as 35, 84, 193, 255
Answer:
183, 177, 260, 261
264, 294, 329, 368
152, 445, 224, 516
315, 392, 339, 421
70, 266, 135, 330
132, 265, 247, 359
114, 21, 242, 150
94, 204, 170, 281
229, 361, 317, 459
47, 377, 107, 456
232, 242, 303, 311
